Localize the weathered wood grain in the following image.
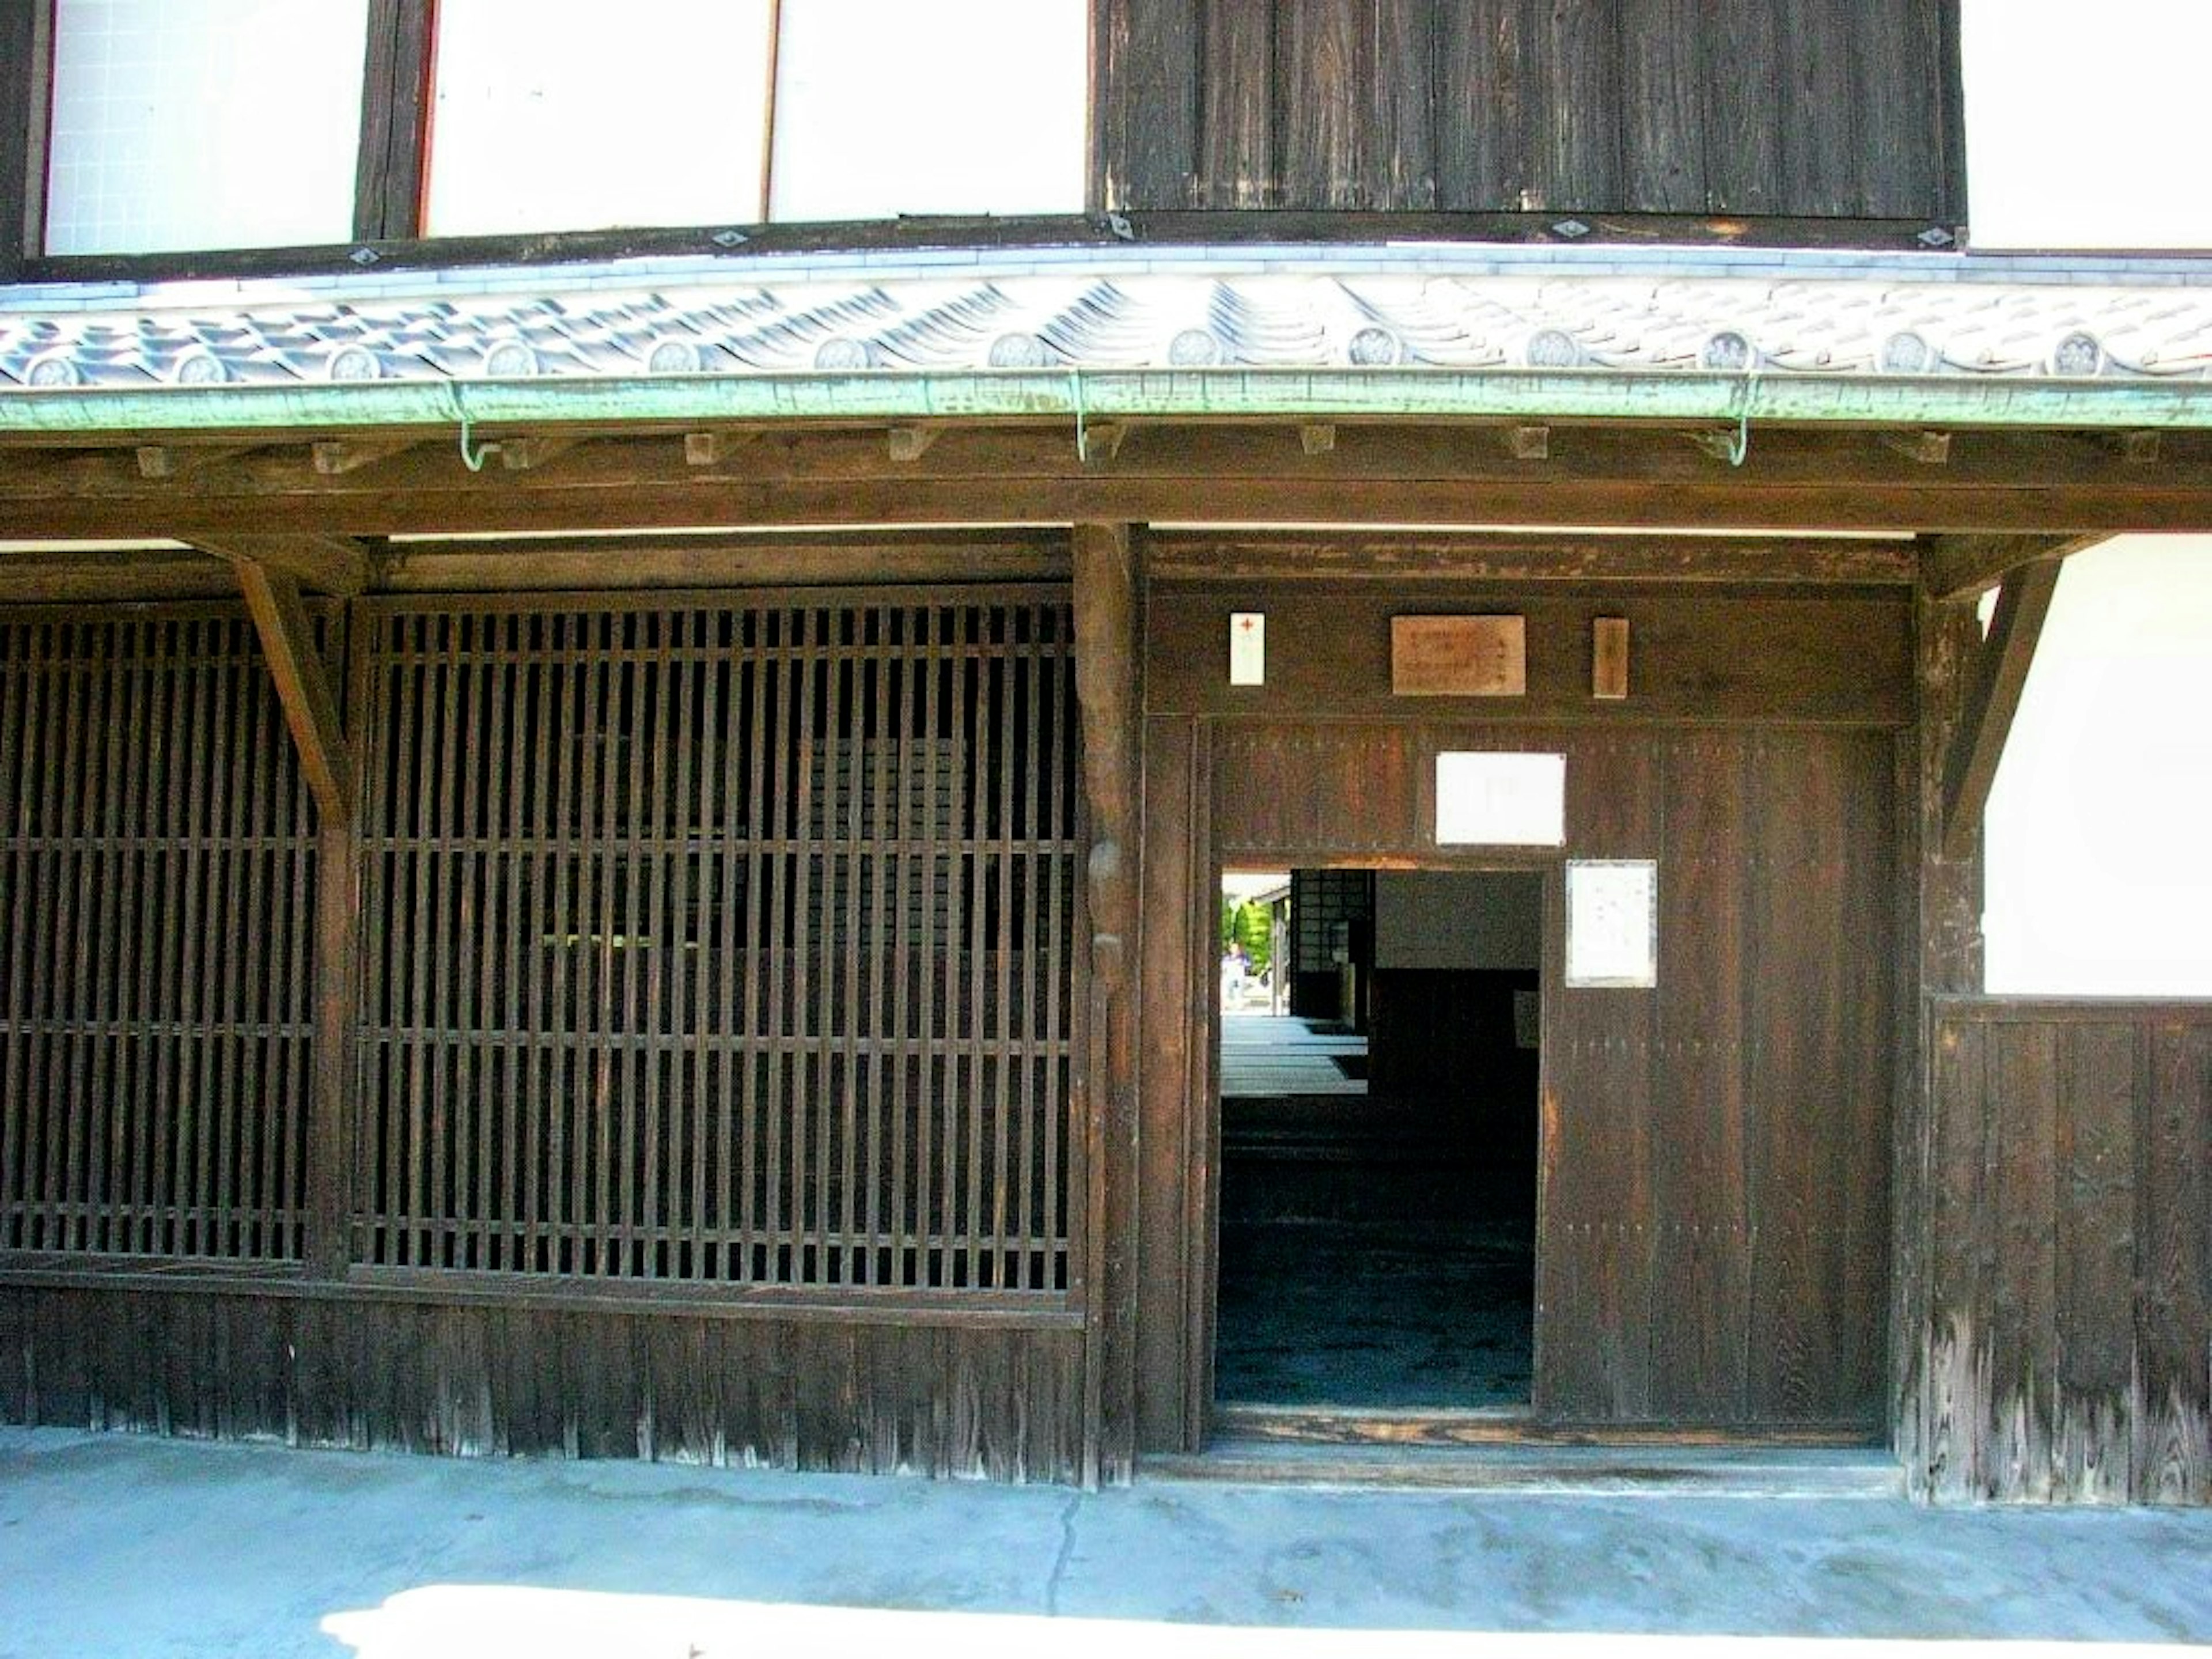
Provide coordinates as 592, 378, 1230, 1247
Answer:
0, 1283, 1084, 1478
1918, 1000, 2212, 1505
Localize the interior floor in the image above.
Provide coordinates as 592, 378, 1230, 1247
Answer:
1214, 1191, 1535, 1410
1215, 873, 1542, 1415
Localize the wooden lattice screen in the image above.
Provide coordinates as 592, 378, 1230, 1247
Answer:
353, 592, 1081, 1294
0, 609, 320, 1261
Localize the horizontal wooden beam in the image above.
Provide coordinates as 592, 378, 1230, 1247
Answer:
188, 532, 376, 596
0, 548, 238, 602
1940, 558, 2063, 861
0, 425, 2206, 539
1921, 532, 2108, 602
376, 529, 1070, 592
229, 558, 355, 827
1148, 533, 1916, 585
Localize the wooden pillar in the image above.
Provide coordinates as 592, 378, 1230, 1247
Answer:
0, 1, 49, 283
1896, 582, 1991, 1494
353, 0, 436, 243
1073, 521, 1141, 1483
225, 557, 361, 1282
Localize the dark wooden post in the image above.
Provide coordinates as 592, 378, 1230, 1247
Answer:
353, 0, 437, 243
0, 1, 50, 283
1894, 585, 1982, 1492
221, 554, 361, 1282
1072, 521, 1141, 1483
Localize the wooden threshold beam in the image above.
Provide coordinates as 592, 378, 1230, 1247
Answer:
1940, 558, 2063, 861
190, 532, 376, 596
228, 557, 355, 827
1921, 532, 2107, 602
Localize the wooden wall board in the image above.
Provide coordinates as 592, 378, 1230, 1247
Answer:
1164, 716, 1897, 1437
1916, 1001, 2212, 1505
0, 1283, 1085, 1479
1147, 585, 1912, 728
1134, 714, 1200, 1452
1533, 732, 1656, 1422
1099, 0, 1963, 221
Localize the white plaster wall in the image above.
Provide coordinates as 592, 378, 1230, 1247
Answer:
1962, 0, 2212, 251
1983, 537, 2212, 995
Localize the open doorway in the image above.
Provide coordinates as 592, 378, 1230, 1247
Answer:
1213, 866, 1542, 1413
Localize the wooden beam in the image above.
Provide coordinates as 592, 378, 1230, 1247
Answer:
1509, 425, 1551, 461
0, 1, 48, 282
312, 437, 420, 476
228, 558, 356, 828
0, 547, 236, 601
352, 0, 435, 242
1940, 558, 2063, 861
1921, 532, 2105, 602
1883, 430, 1953, 466
376, 529, 1069, 591
188, 532, 375, 596
2, 423, 2211, 538
1070, 518, 1140, 1491
886, 425, 940, 463
1072, 522, 1138, 980
1148, 532, 1917, 585
494, 435, 579, 473
135, 444, 255, 480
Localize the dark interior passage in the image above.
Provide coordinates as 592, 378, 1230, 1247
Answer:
1215, 870, 1541, 1412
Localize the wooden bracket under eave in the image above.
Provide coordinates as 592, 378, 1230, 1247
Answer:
1920, 531, 2104, 603
1938, 558, 2062, 861
224, 556, 357, 828
190, 532, 376, 597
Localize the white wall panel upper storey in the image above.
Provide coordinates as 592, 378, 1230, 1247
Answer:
43, 0, 368, 255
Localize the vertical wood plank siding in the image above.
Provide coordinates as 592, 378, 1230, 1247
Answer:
1097, 0, 1963, 220
350, 593, 1079, 1298
1134, 581, 1912, 1444
1921, 1001, 2211, 1505
1198, 721, 1897, 1432
0, 610, 320, 1262
0, 1285, 1084, 1479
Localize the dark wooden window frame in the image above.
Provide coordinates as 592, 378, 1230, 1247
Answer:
0, 0, 1969, 287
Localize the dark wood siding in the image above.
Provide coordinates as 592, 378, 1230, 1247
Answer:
1919, 1000, 2210, 1505
1096, 0, 1965, 222
0, 1282, 1082, 1479
1134, 578, 1907, 1443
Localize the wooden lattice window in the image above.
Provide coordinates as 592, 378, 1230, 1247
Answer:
352, 592, 1081, 1294
0, 609, 321, 1262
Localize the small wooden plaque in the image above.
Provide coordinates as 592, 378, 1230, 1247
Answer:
1592, 616, 1630, 700
1391, 615, 1525, 697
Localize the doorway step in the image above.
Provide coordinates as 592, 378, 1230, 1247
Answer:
1146, 1406, 1900, 1498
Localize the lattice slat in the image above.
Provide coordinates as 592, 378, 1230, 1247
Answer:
353, 594, 1078, 1293
0, 611, 319, 1262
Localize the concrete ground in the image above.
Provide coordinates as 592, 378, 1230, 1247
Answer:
3, 1427, 2211, 1659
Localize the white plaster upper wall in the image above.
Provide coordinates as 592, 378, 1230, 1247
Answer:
1984, 539, 2212, 995
1962, 0, 2212, 249
1967, 4, 2212, 995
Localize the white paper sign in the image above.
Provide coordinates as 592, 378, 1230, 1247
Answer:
1229, 612, 1265, 685
1566, 859, 1658, 988
1434, 752, 1565, 846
